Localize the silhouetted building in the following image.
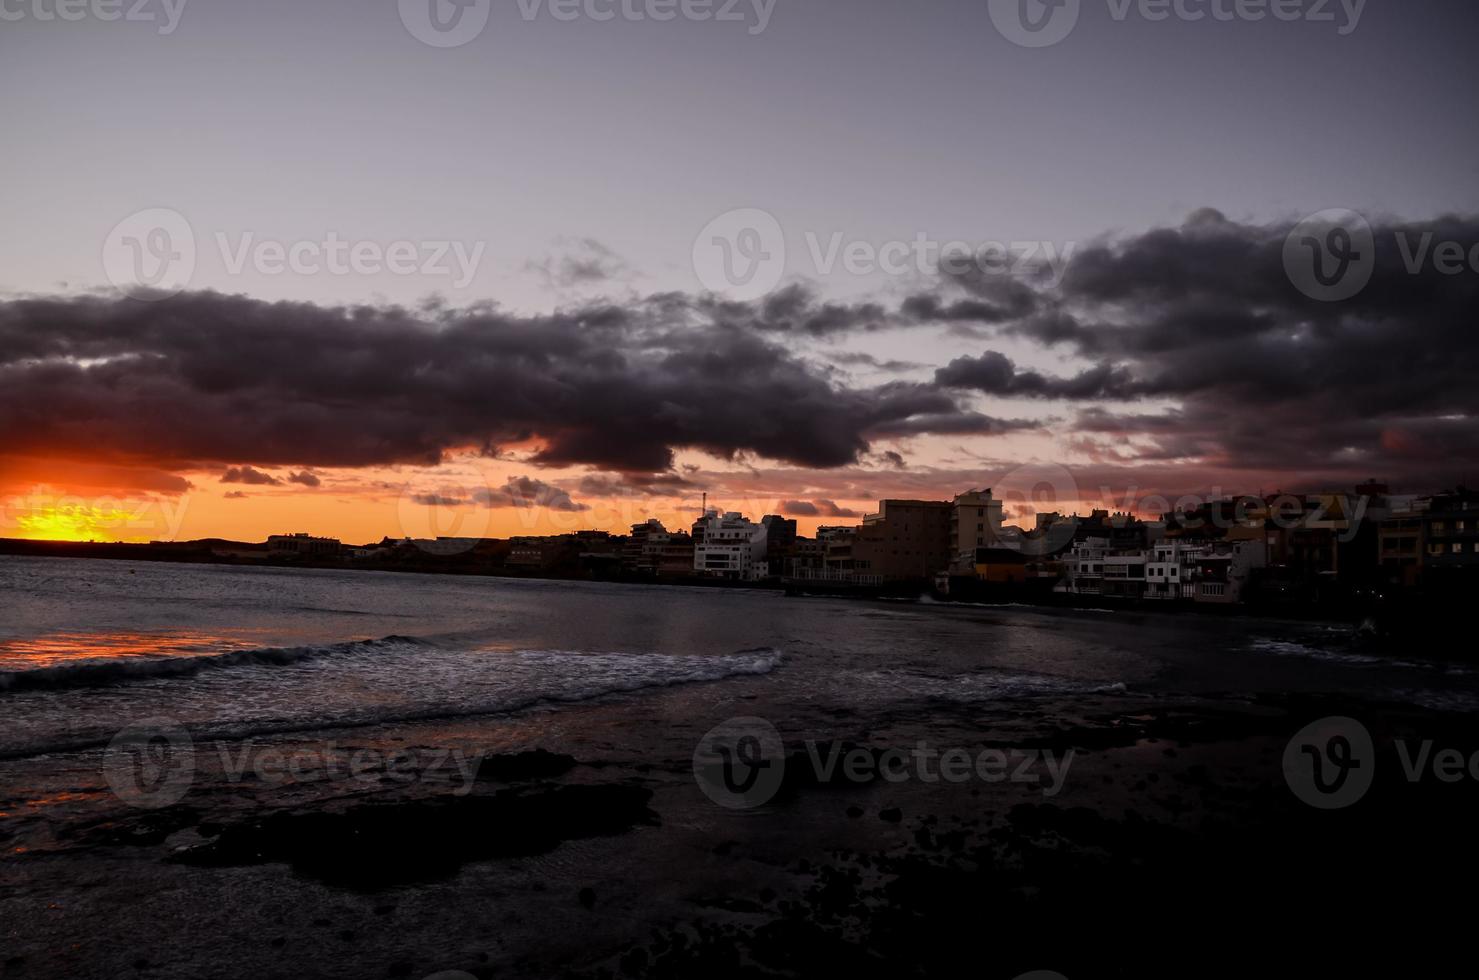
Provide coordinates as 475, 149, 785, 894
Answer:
268, 533, 341, 557
852, 499, 952, 582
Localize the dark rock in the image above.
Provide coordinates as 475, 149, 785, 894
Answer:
173, 784, 658, 890
474, 749, 579, 784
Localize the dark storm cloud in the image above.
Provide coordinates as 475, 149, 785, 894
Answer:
780, 498, 860, 518
411, 493, 467, 507
900, 292, 1033, 326
475, 477, 589, 512
920, 210, 1479, 488
825, 351, 925, 373
935, 351, 1140, 401
7, 210, 1476, 492
698, 284, 891, 337
577, 472, 696, 498
221, 465, 280, 486
0, 289, 1020, 477
287, 470, 321, 488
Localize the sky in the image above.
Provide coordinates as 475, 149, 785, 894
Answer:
2, 0, 1477, 543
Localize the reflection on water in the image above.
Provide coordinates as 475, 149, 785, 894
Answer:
0, 629, 270, 670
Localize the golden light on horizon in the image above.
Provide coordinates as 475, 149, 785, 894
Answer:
7, 504, 152, 543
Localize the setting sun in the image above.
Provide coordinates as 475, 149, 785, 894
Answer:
9, 504, 151, 543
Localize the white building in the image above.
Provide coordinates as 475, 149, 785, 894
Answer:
1145, 541, 1209, 600
693, 512, 769, 581
1063, 536, 1110, 594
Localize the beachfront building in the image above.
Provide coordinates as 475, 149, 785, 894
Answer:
693, 511, 769, 581
1100, 553, 1148, 599
267, 533, 341, 557
1191, 538, 1269, 604
1145, 541, 1208, 600
949, 489, 1006, 571
851, 499, 954, 583
1063, 537, 1110, 594
625, 519, 689, 576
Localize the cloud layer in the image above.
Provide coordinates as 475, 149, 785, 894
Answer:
4, 209, 1476, 503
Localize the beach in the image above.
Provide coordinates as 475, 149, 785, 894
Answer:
3, 556, 1477, 979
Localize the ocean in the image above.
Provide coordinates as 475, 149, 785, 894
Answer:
4, 555, 1477, 764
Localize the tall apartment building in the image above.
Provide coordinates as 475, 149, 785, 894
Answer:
625, 519, 697, 577
851, 499, 953, 582
949, 489, 1005, 572
693, 511, 769, 581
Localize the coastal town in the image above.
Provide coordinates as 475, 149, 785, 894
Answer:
9, 481, 1475, 611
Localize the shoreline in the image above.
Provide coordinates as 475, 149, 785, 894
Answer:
0, 538, 1389, 626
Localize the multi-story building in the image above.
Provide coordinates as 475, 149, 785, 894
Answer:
1423, 488, 1479, 573
1063, 537, 1110, 594
1145, 540, 1208, 600
1191, 538, 1268, 604
818, 526, 861, 580
761, 515, 799, 577
693, 511, 769, 581
623, 521, 699, 578
267, 533, 341, 557
1378, 511, 1426, 589
1100, 553, 1148, 599
624, 519, 671, 576
949, 489, 1005, 571
851, 499, 953, 582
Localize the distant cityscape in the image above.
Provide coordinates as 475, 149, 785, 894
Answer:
10, 480, 1475, 609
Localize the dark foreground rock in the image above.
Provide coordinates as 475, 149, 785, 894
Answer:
174, 783, 657, 889
474, 748, 580, 784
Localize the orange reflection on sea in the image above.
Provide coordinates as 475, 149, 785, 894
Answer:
0, 630, 267, 670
